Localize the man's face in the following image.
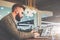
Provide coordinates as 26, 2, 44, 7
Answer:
16, 7, 24, 18
15, 7, 24, 21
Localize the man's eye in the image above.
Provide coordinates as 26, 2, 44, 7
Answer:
22, 12, 24, 14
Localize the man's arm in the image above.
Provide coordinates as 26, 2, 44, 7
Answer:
3, 18, 34, 40
19, 31, 34, 39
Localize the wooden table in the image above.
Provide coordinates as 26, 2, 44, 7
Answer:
26, 37, 52, 40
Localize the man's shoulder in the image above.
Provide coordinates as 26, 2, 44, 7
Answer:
1, 13, 11, 21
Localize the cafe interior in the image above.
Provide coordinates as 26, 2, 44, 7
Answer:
0, 0, 60, 40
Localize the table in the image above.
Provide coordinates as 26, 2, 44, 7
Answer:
26, 37, 52, 40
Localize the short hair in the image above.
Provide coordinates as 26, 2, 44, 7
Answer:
12, 3, 25, 12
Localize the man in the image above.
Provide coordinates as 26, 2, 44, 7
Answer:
0, 4, 40, 40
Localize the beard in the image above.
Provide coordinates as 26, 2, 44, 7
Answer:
15, 13, 21, 21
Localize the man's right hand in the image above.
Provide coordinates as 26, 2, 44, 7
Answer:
31, 30, 40, 38
33, 32, 40, 38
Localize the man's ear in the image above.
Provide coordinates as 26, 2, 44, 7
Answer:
14, 8, 18, 14
15, 10, 18, 14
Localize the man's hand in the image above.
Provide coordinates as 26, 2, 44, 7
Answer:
33, 32, 40, 38
31, 30, 40, 38
31, 30, 37, 33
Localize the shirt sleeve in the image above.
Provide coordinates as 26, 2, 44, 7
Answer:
3, 17, 34, 40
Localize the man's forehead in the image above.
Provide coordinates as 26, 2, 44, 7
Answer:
16, 7, 23, 12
